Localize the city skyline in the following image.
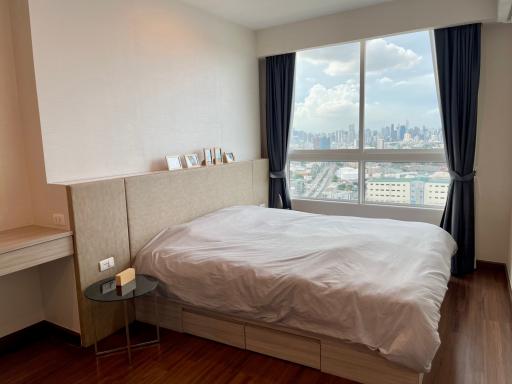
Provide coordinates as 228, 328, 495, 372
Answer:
291, 120, 444, 150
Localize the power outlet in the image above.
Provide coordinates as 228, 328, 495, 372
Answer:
52, 213, 66, 226
98, 257, 115, 272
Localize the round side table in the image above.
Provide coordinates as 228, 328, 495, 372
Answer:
84, 274, 159, 364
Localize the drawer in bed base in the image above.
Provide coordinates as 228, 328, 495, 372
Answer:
182, 310, 245, 349
246, 325, 320, 369
321, 340, 423, 384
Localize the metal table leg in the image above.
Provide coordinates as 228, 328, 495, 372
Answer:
93, 295, 160, 363
154, 294, 160, 342
123, 300, 132, 365
92, 302, 98, 356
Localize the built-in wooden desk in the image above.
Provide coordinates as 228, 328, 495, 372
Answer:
0, 226, 73, 277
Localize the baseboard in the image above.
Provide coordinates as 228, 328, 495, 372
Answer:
476, 260, 512, 305
503, 263, 512, 306
476, 259, 506, 271
0, 320, 80, 355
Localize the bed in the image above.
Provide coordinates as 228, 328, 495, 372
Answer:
134, 205, 456, 373
66, 159, 456, 384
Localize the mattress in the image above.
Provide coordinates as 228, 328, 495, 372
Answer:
134, 205, 457, 372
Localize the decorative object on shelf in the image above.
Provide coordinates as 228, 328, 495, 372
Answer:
203, 148, 213, 166
213, 147, 223, 165
165, 155, 182, 171
223, 152, 235, 163
115, 267, 135, 286
183, 153, 201, 168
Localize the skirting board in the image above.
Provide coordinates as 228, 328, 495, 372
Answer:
0, 320, 81, 354
135, 295, 423, 384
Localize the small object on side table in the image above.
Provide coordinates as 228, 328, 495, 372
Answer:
115, 267, 136, 286
84, 274, 159, 365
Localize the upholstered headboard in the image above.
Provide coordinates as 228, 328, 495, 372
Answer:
67, 159, 269, 346
125, 159, 269, 257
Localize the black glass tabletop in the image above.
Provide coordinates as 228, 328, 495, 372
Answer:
84, 274, 158, 302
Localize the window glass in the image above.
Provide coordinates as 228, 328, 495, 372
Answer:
364, 31, 443, 149
290, 43, 360, 150
288, 30, 446, 208
290, 161, 359, 201
365, 162, 449, 206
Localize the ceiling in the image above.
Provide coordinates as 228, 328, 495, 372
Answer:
180, 0, 394, 30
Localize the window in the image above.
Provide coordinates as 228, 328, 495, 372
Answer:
289, 161, 358, 201
289, 30, 447, 208
291, 42, 360, 150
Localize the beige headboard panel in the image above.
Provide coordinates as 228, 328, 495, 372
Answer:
67, 159, 268, 346
67, 178, 131, 346
125, 159, 269, 256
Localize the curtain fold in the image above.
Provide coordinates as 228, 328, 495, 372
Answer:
266, 53, 296, 209
434, 23, 481, 276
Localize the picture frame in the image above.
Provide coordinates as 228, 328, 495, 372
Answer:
165, 155, 183, 171
213, 147, 223, 165
203, 148, 213, 166
183, 153, 201, 168
223, 152, 235, 163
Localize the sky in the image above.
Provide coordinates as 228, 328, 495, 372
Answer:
292, 30, 442, 134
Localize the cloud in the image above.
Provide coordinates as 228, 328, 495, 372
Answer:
324, 61, 357, 76
293, 80, 359, 132
298, 44, 359, 77
302, 56, 358, 76
298, 38, 422, 78
426, 107, 440, 115
392, 80, 409, 87
377, 77, 393, 84
366, 38, 422, 73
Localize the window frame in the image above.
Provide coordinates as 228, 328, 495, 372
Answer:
287, 31, 446, 209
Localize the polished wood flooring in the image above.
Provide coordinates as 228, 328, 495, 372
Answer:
0, 262, 511, 384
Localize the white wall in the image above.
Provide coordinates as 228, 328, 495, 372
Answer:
0, 0, 33, 231
0, 0, 79, 338
508, 207, 512, 288
476, 23, 512, 264
28, 0, 261, 183
9, 0, 70, 229
256, 0, 497, 57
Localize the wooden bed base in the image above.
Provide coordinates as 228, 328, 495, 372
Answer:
135, 295, 423, 384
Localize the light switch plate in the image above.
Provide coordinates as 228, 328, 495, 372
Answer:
99, 257, 115, 272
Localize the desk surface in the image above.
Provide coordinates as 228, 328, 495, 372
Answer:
0, 226, 73, 255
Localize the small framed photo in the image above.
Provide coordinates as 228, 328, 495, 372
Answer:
223, 152, 235, 163
203, 148, 213, 166
165, 155, 182, 171
213, 147, 223, 165
183, 153, 200, 168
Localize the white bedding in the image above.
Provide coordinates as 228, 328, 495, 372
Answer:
134, 205, 456, 372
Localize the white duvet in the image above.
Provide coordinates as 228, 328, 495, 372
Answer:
134, 205, 456, 372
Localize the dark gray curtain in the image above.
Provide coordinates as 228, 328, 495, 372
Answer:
266, 53, 295, 209
435, 23, 481, 276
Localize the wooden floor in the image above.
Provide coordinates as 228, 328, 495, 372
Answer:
0, 262, 511, 384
